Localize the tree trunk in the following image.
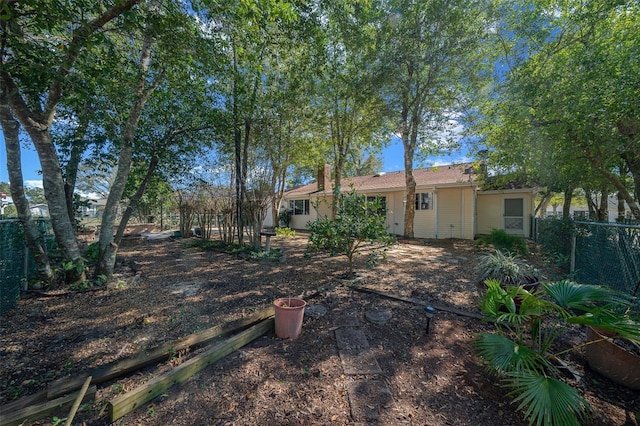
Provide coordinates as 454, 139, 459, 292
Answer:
562, 188, 574, 220
584, 191, 596, 219
0, 87, 53, 285
240, 119, 250, 242
63, 102, 92, 226
271, 165, 287, 228
334, 150, 345, 219
617, 191, 626, 222
399, 59, 419, 239
114, 155, 160, 244
403, 150, 416, 239
598, 191, 608, 222
584, 147, 640, 220
401, 105, 419, 239
535, 190, 553, 217
95, 33, 162, 278
5, 98, 83, 277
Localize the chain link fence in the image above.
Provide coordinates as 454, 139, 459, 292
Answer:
0, 219, 56, 315
532, 217, 640, 296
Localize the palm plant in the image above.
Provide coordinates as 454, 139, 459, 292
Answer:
474, 279, 640, 426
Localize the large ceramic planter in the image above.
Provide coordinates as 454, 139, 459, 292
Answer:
585, 327, 640, 390
274, 298, 306, 339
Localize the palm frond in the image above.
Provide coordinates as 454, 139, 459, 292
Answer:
569, 315, 640, 343
545, 280, 631, 313
505, 372, 590, 426
474, 333, 548, 374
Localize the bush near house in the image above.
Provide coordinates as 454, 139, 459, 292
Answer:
306, 188, 396, 279
475, 228, 529, 256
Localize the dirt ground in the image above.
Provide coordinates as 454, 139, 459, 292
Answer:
1, 234, 638, 425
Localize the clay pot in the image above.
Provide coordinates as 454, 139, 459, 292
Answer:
585, 327, 640, 390
273, 298, 306, 339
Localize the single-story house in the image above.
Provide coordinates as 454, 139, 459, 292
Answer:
279, 163, 537, 240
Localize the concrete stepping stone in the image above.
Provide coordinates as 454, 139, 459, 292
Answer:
335, 327, 371, 351
304, 304, 327, 319
168, 281, 204, 297
365, 310, 392, 325
347, 379, 394, 423
335, 328, 382, 375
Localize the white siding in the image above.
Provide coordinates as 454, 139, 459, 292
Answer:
413, 209, 436, 238
436, 187, 474, 239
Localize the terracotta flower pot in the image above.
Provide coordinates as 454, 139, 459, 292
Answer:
585, 327, 640, 390
273, 298, 306, 339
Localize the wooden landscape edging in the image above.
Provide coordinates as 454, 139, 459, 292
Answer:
47, 305, 275, 400
0, 386, 96, 426
0, 389, 48, 413
108, 317, 274, 422
345, 283, 485, 320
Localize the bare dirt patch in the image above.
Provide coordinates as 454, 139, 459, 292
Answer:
1, 235, 638, 425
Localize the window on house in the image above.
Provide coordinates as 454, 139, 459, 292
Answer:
415, 192, 433, 210
366, 196, 387, 215
289, 199, 309, 215
504, 198, 524, 232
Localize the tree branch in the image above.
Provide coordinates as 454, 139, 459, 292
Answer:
44, 0, 144, 124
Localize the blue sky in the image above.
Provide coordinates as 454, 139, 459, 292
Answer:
380, 136, 471, 173
0, 135, 43, 186
1, 134, 470, 188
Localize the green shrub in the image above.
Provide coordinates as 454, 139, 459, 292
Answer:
275, 227, 296, 237
535, 217, 574, 272
278, 209, 292, 227
475, 228, 529, 255
306, 188, 396, 278
250, 248, 282, 261
83, 242, 100, 266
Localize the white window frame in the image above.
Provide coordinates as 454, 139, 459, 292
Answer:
415, 192, 433, 210
289, 199, 310, 215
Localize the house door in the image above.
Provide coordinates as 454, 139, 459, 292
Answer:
503, 198, 524, 235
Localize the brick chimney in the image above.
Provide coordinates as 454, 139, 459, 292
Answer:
317, 164, 331, 192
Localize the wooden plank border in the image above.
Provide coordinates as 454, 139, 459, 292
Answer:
108, 318, 274, 421
47, 306, 274, 399
345, 283, 485, 320
0, 386, 96, 426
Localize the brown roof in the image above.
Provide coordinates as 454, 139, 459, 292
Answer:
285, 163, 476, 197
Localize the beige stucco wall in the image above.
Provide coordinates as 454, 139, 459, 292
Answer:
476, 191, 534, 238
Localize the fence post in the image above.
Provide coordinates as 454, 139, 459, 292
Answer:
23, 247, 29, 291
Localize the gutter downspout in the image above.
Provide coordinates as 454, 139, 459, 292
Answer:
434, 187, 438, 239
